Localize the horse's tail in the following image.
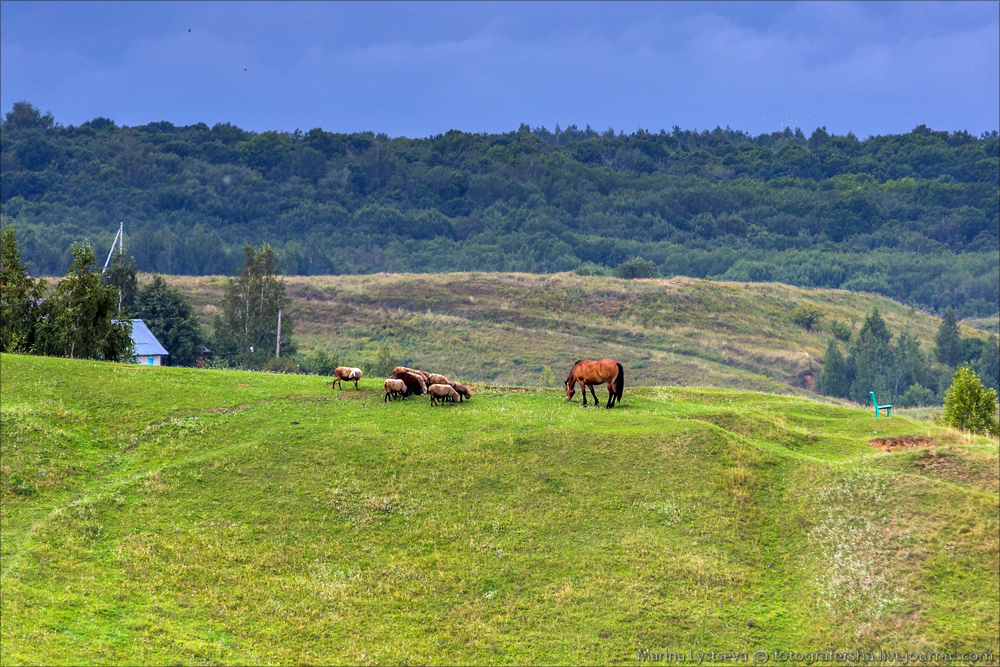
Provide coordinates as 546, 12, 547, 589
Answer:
614, 363, 625, 404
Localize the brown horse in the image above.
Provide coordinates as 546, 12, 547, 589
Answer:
565, 359, 624, 409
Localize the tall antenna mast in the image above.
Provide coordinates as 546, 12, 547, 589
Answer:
102, 222, 124, 274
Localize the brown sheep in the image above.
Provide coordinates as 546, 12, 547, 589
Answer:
393, 366, 431, 383
397, 371, 427, 396
449, 382, 472, 402
428, 383, 460, 406
384, 378, 406, 402
332, 366, 363, 390
426, 373, 449, 386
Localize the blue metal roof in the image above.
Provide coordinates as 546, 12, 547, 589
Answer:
130, 319, 169, 357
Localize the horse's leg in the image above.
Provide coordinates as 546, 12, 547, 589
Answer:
589, 383, 599, 406
578, 379, 588, 406
605, 380, 615, 408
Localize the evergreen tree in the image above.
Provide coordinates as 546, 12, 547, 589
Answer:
976, 334, 999, 393
34, 243, 133, 361
212, 243, 295, 369
135, 276, 203, 367
942, 366, 1000, 437
934, 307, 962, 367
849, 307, 893, 404
0, 223, 45, 353
820, 339, 850, 398
889, 329, 930, 402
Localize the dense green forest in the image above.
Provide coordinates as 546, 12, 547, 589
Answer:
2, 102, 997, 317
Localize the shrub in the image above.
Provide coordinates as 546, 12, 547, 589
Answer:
298, 349, 340, 376
790, 305, 824, 331
263, 357, 301, 374
898, 383, 936, 408
830, 320, 853, 342
574, 261, 612, 276
942, 366, 999, 436
613, 256, 659, 279
367, 343, 398, 378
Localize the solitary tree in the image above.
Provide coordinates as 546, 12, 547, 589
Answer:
942, 366, 999, 437
213, 243, 295, 369
934, 307, 962, 367
34, 243, 132, 361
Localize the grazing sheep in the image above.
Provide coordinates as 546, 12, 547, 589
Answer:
384, 378, 406, 402
428, 383, 460, 406
397, 371, 427, 396
393, 366, 431, 383
332, 366, 363, 390
426, 373, 449, 386
449, 382, 472, 402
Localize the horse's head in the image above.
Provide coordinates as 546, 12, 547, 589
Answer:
565, 378, 575, 402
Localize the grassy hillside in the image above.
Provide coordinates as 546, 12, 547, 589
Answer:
157, 272, 986, 393
2, 354, 997, 665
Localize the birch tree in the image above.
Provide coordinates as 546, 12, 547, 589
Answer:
212, 243, 295, 368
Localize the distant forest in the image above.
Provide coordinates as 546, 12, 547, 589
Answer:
1, 102, 997, 317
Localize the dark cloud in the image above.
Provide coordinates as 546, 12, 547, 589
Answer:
2, 1, 997, 137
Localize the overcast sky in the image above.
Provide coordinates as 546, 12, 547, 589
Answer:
2, 1, 998, 139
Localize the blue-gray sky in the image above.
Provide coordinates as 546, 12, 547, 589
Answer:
2, 1, 998, 138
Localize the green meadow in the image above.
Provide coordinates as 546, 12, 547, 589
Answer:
1, 353, 997, 665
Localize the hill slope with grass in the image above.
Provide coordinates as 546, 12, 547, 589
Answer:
2, 354, 997, 664
160, 272, 988, 393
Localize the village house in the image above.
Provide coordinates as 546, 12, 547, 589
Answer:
129, 319, 168, 366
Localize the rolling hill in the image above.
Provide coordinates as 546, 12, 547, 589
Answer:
158, 272, 988, 394
1, 354, 997, 664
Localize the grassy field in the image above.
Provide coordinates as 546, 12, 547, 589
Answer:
2, 353, 997, 665
149, 272, 990, 392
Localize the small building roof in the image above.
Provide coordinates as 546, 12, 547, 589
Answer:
130, 319, 169, 357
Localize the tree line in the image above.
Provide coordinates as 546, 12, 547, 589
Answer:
2, 102, 997, 318
1, 224, 295, 372
818, 306, 999, 410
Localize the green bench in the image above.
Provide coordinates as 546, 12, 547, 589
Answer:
870, 392, 892, 417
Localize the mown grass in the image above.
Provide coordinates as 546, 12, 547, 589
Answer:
1, 353, 997, 665
151, 272, 987, 392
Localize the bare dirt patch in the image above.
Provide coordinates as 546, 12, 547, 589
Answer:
868, 435, 938, 452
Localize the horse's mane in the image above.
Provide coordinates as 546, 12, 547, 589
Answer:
565, 360, 583, 385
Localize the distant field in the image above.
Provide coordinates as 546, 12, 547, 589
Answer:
149, 272, 986, 393
1, 354, 997, 665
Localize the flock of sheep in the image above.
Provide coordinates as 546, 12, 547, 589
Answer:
332, 365, 472, 406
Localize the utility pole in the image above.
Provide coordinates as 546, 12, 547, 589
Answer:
102, 222, 124, 274
276, 308, 282, 358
